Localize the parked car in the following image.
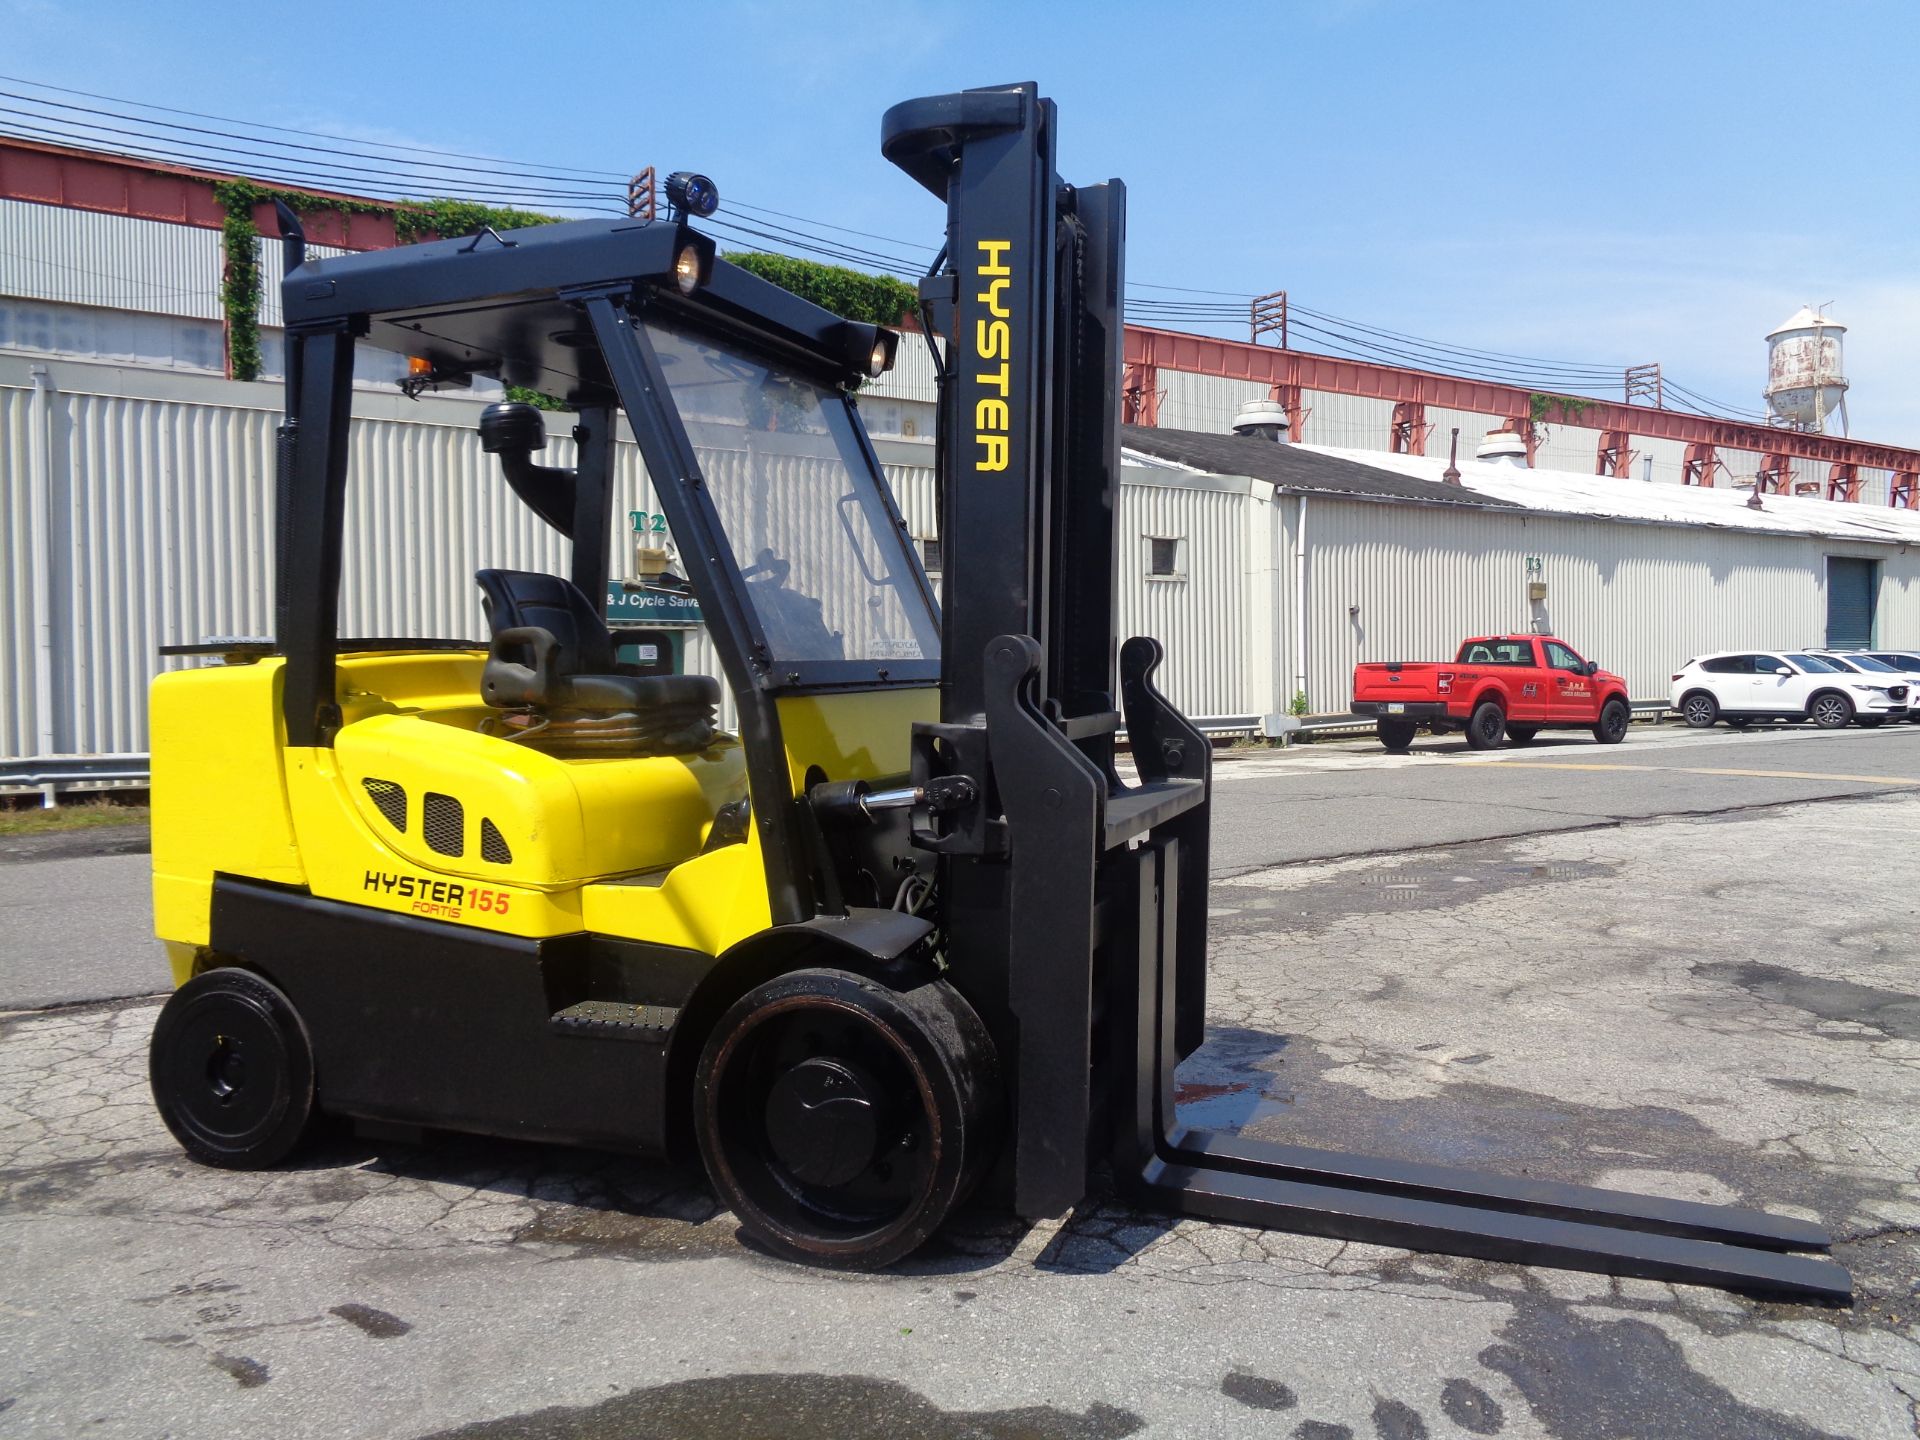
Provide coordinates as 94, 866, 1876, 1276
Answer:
1353, 634, 1632, 752
1818, 651, 1920, 723
1668, 651, 1909, 729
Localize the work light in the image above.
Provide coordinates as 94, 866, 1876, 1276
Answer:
666, 171, 719, 219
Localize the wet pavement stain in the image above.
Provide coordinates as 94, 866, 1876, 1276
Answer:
208, 1352, 269, 1389
1292, 1422, 1354, 1440
1174, 1030, 1884, 1235
329, 1303, 411, 1339
1213, 854, 1619, 937
1692, 961, 1920, 1043
1370, 1397, 1429, 1439
1438, 1378, 1504, 1435
1221, 1369, 1297, 1410
1478, 1305, 1844, 1440
414, 1373, 1144, 1439
1763, 1077, 1858, 1098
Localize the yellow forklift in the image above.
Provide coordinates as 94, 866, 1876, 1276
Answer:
147, 85, 1847, 1300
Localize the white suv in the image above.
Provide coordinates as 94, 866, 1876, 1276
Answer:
1814, 651, 1920, 723
1669, 651, 1909, 729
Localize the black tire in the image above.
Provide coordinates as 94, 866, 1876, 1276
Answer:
1591, 698, 1630, 745
1809, 691, 1854, 729
1507, 725, 1539, 745
1376, 719, 1417, 752
695, 968, 999, 1270
1465, 700, 1507, 750
1727, 717, 1753, 728
1680, 692, 1718, 728
149, 968, 316, 1170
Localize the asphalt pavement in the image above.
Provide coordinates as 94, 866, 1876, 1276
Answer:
1208, 718, 1920, 874
4, 719, 1920, 1436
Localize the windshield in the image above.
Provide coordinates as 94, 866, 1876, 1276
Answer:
1788, 654, 1839, 672
645, 317, 939, 668
1843, 654, 1898, 673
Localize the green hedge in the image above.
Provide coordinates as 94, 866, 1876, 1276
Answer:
724, 252, 917, 327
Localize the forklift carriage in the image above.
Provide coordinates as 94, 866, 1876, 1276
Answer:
146, 84, 1848, 1302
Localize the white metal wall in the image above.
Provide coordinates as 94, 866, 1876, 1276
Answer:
1117, 474, 1264, 716
1288, 498, 1920, 707
0, 199, 222, 320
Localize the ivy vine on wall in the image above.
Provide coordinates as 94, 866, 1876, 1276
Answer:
1528, 392, 1596, 427
211, 180, 555, 382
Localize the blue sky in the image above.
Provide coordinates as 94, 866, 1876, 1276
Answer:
10, 0, 1918, 443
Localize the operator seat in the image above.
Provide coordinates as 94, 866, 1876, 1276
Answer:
475, 568, 720, 757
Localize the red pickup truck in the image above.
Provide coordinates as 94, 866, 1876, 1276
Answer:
1353, 635, 1632, 751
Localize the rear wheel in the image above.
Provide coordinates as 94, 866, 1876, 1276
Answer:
1507, 725, 1539, 745
1465, 701, 1507, 750
1591, 698, 1630, 744
1809, 692, 1854, 729
1376, 719, 1417, 752
1680, 693, 1718, 728
149, 969, 316, 1169
695, 968, 998, 1270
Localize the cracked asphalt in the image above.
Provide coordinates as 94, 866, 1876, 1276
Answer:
3, 722, 1919, 1437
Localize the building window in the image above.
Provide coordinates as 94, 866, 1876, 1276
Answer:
1146, 536, 1186, 580
919, 536, 943, 574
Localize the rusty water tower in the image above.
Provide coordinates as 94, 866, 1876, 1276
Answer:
1764, 306, 1849, 435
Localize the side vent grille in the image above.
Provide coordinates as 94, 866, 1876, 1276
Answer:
480, 817, 513, 865
422, 792, 465, 857
362, 778, 407, 831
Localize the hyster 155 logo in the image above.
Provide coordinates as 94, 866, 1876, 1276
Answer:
972, 239, 1012, 473
364, 869, 512, 921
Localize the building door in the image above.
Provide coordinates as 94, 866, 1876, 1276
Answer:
1826, 558, 1879, 649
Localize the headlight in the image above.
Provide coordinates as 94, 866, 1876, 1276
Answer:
674, 244, 702, 296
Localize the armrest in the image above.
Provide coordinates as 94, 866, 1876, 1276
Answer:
483, 625, 561, 707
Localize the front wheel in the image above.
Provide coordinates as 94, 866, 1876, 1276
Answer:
1376, 719, 1417, 752
695, 968, 999, 1270
1680, 693, 1718, 728
1591, 698, 1630, 745
149, 968, 316, 1169
1465, 701, 1507, 750
1809, 692, 1854, 729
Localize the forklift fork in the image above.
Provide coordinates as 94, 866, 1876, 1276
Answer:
1100, 640, 1849, 1304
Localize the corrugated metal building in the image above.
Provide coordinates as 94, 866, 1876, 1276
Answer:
14, 350, 1920, 792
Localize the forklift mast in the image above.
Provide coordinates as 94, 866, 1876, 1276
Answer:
880, 83, 1849, 1301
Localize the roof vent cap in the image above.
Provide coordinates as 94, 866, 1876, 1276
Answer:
1475, 429, 1529, 468
1231, 398, 1290, 443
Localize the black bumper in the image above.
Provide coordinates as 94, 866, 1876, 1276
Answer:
1353, 700, 1450, 721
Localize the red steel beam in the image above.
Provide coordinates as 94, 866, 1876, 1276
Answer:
1597, 429, 1633, 477
0, 135, 400, 250
1125, 325, 1920, 480
1389, 400, 1428, 456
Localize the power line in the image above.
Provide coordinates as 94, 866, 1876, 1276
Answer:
0, 75, 1778, 426
0, 72, 626, 179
